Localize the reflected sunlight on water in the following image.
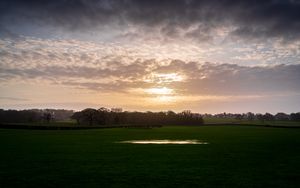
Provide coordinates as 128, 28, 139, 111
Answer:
117, 140, 209, 144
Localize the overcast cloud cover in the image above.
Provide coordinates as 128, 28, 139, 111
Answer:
0, 0, 300, 113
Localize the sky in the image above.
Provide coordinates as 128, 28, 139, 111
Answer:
0, 0, 300, 113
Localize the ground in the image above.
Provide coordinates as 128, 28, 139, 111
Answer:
0, 126, 299, 188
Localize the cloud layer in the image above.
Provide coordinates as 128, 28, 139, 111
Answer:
1, 0, 300, 42
1, 38, 299, 97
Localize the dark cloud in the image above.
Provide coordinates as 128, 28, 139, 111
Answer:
0, 0, 300, 41
0, 25, 20, 38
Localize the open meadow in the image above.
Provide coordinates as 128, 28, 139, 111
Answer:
0, 125, 299, 188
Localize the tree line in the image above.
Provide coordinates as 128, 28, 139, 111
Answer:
0, 109, 74, 123
202, 112, 300, 122
1, 108, 299, 126
71, 108, 204, 126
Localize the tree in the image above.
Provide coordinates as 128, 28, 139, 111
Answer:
246, 112, 255, 121
263, 113, 274, 121
256, 113, 264, 122
42, 111, 52, 123
235, 114, 243, 121
82, 108, 98, 125
274, 113, 290, 121
290, 113, 300, 121
70, 108, 204, 126
71, 112, 83, 124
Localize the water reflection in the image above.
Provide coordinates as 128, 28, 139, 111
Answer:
118, 140, 208, 144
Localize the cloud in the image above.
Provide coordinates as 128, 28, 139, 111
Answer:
0, 96, 29, 101
1, 0, 300, 42
169, 62, 300, 95
1, 35, 299, 113
1, 37, 300, 97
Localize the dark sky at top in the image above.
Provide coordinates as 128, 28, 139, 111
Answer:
1, 0, 300, 41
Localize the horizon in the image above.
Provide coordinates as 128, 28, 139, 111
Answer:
1, 0, 300, 113
1, 107, 298, 115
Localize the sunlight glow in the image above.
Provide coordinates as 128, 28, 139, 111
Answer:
145, 87, 173, 95
156, 95, 176, 102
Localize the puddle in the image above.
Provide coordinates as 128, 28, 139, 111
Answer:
118, 140, 208, 144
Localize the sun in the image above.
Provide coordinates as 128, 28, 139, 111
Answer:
145, 87, 173, 95
144, 87, 177, 104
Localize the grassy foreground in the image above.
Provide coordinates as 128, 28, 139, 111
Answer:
0, 126, 299, 188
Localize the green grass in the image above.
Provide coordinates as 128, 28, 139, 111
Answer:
0, 121, 77, 126
203, 117, 241, 123
0, 126, 299, 188
242, 120, 300, 127
203, 117, 300, 127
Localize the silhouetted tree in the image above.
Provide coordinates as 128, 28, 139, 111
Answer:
0, 109, 73, 124
81, 108, 98, 125
70, 108, 204, 126
263, 113, 274, 121
274, 113, 290, 121
246, 112, 255, 121
42, 112, 52, 123
235, 114, 243, 121
255, 113, 264, 122
290, 112, 300, 121
71, 112, 82, 124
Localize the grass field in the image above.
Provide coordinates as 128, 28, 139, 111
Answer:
0, 126, 299, 188
203, 117, 300, 127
